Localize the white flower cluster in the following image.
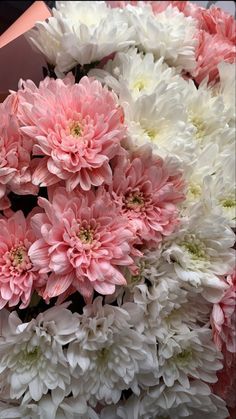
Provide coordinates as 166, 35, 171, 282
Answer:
27, 1, 197, 76
1, 1, 235, 418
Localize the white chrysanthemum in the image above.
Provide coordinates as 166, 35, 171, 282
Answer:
140, 380, 228, 419
125, 4, 197, 72
67, 297, 158, 405
183, 143, 220, 207
0, 395, 97, 419
27, 1, 135, 74
131, 279, 211, 342
157, 327, 222, 387
217, 61, 236, 125
101, 395, 140, 419
121, 85, 196, 166
89, 48, 182, 100
208, 153, 236, 228
0, 306, 77, 402
162, 203, 235, 303
182, 142, 235, 227
182, 79, 234, 151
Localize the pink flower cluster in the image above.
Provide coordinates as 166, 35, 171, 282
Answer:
0, 75, 184, 306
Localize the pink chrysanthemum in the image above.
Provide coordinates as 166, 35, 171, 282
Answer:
0, 211, 46, 309
0, 95, 37, 210
108, 148, 185, 247
212, 346, 236, 410
29, 186, 139, 300
17, 75, 125, 192
211, 270, 236, 353
196, 6, 236, 44
193, 30, 236, 84
150, 0, 202, 17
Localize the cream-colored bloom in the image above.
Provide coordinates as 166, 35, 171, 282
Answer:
162, 203, 235, 303
158, 328, 222, 387
89, 48, 181, 100
140, 380, 228, 419
67, 298, 158, 405
217, 61, 236, 125
125, 4, 197, 72
27, 1, 135, 75
0, 306, 76, 402
121, 85, 196, 167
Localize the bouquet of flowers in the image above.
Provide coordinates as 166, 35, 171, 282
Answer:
0, 1, 235, 418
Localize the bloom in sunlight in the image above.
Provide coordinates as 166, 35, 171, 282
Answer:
17, 75, 125, 191
29, 186, 139, 300
0, 211, 46, 309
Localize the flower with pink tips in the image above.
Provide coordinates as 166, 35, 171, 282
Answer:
17, 75, 125, 192
193, 31, 236, 85
0, 95, 37, 210
0, 211, 47, 309
211, 270, 236, 354
29, 186, 140, 301
108, 147, 185, 247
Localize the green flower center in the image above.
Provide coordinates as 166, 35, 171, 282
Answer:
125, 192, 145, 210
181, 236, 206, 260
18, 346, 41, 367
220, 198, 236, 208
173, 348, 193, 366
97, 347, 110, 364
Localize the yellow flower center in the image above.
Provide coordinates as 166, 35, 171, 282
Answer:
190, 114, 206, 140
133, 78, 148, 92
70, 121, 83, 138
78, 227, 94, 244
187, 182, 202, 200
145, 128, 157, 140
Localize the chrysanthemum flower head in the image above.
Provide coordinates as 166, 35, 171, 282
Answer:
26, 1, 135, 74
18, 75, 125, 192
0, 96, 37, 210
211, 270, 236, 353
109, 147, 185, 247
29, 186, 139, 301
193, 31, 236, 85
0, 211, 46, 309
0, 306, 77, 403
125, 3, 198, 72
